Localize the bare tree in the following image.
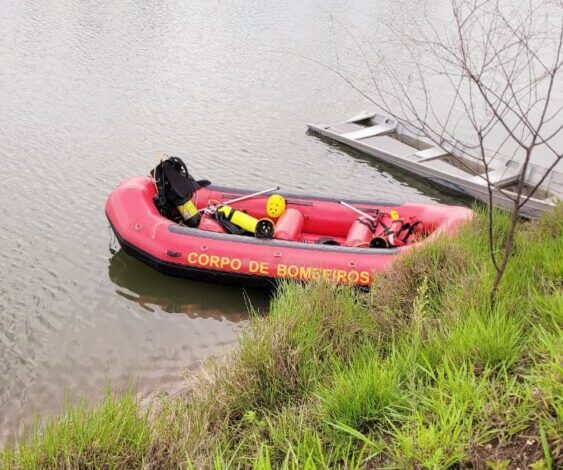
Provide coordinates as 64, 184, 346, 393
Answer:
317, 0, 563, 305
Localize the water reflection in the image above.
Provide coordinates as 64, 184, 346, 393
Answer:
108, 249, 271, 320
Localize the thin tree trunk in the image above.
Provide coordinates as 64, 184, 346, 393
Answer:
490, 200, 520, 306
490, 148, 532, 306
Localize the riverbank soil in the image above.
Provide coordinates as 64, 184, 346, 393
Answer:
2, 205, 562, 469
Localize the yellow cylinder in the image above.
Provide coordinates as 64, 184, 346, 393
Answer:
218, 206, 258, 232
177, 199, 199, 220
177, 199, 201, 228
218, 206, 274, 238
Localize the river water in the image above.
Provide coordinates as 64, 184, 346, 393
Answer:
0, 0, 471, 445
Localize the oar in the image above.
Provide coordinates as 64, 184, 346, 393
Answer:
223, 187, 279, 206
201, 186, 280, 214
340, 201, 380, 221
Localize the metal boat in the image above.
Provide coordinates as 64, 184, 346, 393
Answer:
307, 111, 562, 218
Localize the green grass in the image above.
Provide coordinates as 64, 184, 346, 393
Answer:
1, 392, 150, 469
2, 204, 562, 469
319, 347, 407, 433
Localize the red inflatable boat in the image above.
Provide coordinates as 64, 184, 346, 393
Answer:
105, 176, 472, 287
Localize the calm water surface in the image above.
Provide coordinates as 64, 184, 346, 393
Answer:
0, 0, 468, 444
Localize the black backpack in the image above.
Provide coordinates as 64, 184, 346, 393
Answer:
150, 157, 209, 226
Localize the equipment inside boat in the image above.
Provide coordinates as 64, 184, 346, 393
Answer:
345, 217, 377, 247
340, 201, 422, 248
216, 205, 275, 239
151, 157, 280, 238
148, 157, 422, 247
200, 186, 280, 238
372, 214, 422, 248
273, 208, 304, 241
150, 156, 206, 227
266, 194, 287, 218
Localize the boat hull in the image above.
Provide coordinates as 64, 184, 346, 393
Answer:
105, 177, 473, 287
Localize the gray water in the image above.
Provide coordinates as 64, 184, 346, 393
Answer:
0, 0, 469, 445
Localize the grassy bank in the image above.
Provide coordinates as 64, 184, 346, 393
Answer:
2, 206, 562, 469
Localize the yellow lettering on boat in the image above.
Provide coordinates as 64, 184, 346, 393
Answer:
298, 266, 312, 279
287, 265, 299, 277
249, 261, 260, 273
258, 262, 269, 274
185, 253, 370, 283
249, 261, 269, 274
347, 271, 360, 283
335, 270, 347, 283
185, 252, 242, 271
